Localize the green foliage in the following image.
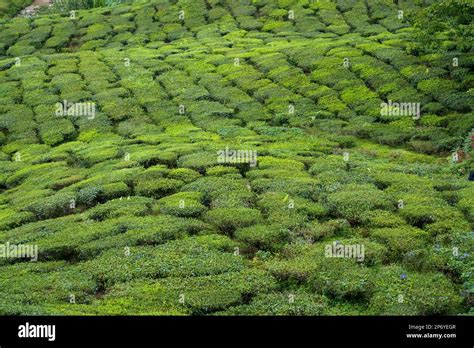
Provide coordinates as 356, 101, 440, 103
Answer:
325, 184, 394, 225
369, 265, 463, 315
49, 0, 133, 13
370, 226, 429, 261
155, 192, 206, 218
80, 234, 245, 287
308, 258, 373, 301
204, 208, 262, 234
94, 269, 277, 315
24, 191, 76, 220
410, 0, 473, 53
235, 224, 290, 252
0, 0, 470, 316
218, 291, 327, 316
0, 0, 33, 18
135, 178, 183, 199
86, 196, 152, 221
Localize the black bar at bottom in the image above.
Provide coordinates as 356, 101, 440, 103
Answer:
0, 316, 472, 346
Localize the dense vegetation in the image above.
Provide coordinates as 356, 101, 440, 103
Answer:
0, 0, 33, 18
0, 0, 472, 316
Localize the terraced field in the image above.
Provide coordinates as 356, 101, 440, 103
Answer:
0, 0, 472, 315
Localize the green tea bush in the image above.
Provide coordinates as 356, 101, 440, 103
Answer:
134, 178, 183, 199
23, 191, 76, 220
80, 234, 244, 287
177, 152, 219, 173
155, 192, 206, 218
78, 215, 211, 257
234, 224, 290, 252
218, 291, 327, 316
0, 209, 35, 231
251, 177, 319, 200
256, 192, 327, 222
324, 184, 395, 225
397, 194, 468, 232
0, 0, 33, 18
369, 265, 463, 315
97, 269, 277, 315
182, 177, 254, 208
86, 196, 153, 221
308, 258, 374, 301
370, 226, 429, 261
0, 261, 97, 310
38, 119, 75, 146
457, 187, 474, 223
203, 208, 262, 235
0, 0, 470, 316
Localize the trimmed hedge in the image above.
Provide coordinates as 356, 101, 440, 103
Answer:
204, 208, 262, 235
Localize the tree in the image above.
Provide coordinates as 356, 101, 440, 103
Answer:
409, 0, 473, 53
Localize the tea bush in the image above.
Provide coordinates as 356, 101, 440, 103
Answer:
0, 0, 33, 18
234, 224, 290, 252
204, 208, 262, 235
324, 184, 395, 225
308, 258, 374, 301
155, 192, 206, 218
0, 0, 471, 316
218, 291, 327, 316
80, 234, 246, 287
369, 265, 463, 315
135, 178, 183, 199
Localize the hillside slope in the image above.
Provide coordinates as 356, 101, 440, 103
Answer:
0, 0, 472, 315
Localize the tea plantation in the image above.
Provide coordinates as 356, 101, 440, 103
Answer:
0, 0, 472, 316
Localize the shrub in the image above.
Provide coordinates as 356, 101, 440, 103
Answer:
308, 258, 374, 301
0, 0, 470, 317
369, 265, 463, 315
235, 224, 290, 252
203, 208, 262, 234
257, 192, 327, 221
101, 98, 144, 121
417, 78, 456, 101
182, 177, 253, 208
325, 184, 394, 225
155, 192, 206, 218
38, 119, 75, 146
79, 216, 212, 257
135, 178, 183, 199
370, 226, 429, 261
177, 152, 219, 173
304, 219, 350, 241
265, 241, 376, 300
0, 0, 34, 17
167, 168, 201, 183
97, 269, 277, 315
0, 210, 35, 231
23, 191, 76, 220
76, 186, 102, 207
251, 177, 319, 200
364, 210, 407, 228
51, 175, 84, 190
100, 182, 130, 200
457, 187, 474, 223
0, 262, 97, 311
397, 194, 467, 231
86, 196, 153, 221
80, 234, 245, 287
257, 156, 305, 171
218, 291, 327, 316
81, 23, 112, 41
206, 165, 241, 177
